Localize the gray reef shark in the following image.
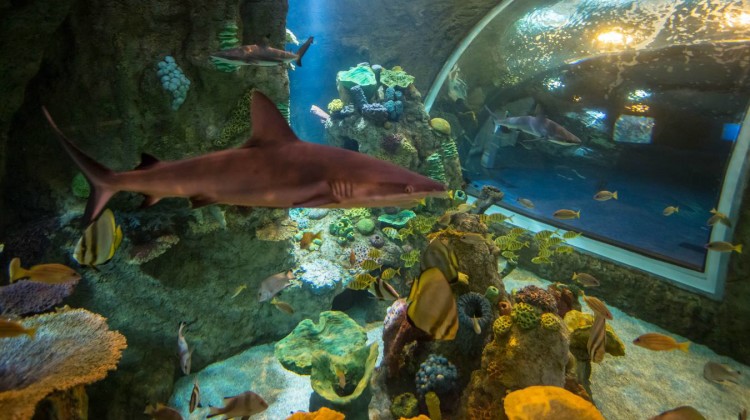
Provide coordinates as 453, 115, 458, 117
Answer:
43, 90, 447, 226
485, 105, 581, 146
210, 36, 313, 67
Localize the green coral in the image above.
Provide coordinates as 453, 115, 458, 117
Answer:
329, 216, 355, 245
541, 312, 561, 331
277, 100, 291, 124
310, 343, 379, 405
378, 210, 416, 228
493, 315, 513, 338
451, 189, 468, 205
355, 218, 375, 235
275, 311, 367, 375
425, 152, 447, 183
390, 392, 419, 418
484, 286, 500, 305
380, 68, 416, 88
211, 22, 241, 72
430, 118, 451, 136
336, 65, 378, 97
511, 302, 540, 330
71, 172, 90, 199
327, 99, 344, 114
442, 137, 459, 158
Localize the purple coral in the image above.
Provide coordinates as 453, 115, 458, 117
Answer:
361, 103, 389, 123
382, 133, 403, 154
0, 279, 78, 316
515, 285, 558, 314
349, 85, 368, 112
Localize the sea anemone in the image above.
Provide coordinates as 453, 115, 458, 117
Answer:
498, 300, 512, 316
457, 292, 493, 335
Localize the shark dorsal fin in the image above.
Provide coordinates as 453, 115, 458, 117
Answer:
242, 90, 298, 148
135, 153, 160, 170
534, 103, 546, 121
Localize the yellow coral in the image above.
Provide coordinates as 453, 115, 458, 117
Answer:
426, 391, 442, 420
327, 99, 344, 114
504, 386, 605, 420
286, 407, 345, 420
0, 308, 127, 420
430, 118, 451, 136
493, 315, 513, 338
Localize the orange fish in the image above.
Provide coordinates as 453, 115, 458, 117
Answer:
0, 318, 36, 339
349, 250, 356, 267
300, 231, 322, 250
633, 333, 690, 352
9, 257, 81, 284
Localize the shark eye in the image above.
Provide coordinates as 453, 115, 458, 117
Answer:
404, 185, 415, 194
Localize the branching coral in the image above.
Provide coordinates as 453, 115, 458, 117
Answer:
515, 285, 558, 314
0, 308, 127, 419
457, 292, 493, 335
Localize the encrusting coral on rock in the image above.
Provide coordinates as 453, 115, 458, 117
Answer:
503, 385, 605, 420
0, 307, 127, 419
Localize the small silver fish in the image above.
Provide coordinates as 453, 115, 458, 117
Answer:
257, 270, 294, 302
705, 241, 742, 253
703, 361, 741, 384
177, 322, 192, 375
593, 190, 618, 201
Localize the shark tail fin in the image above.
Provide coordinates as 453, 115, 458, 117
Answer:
295, 36, 313, 67
42, 107, 119, 227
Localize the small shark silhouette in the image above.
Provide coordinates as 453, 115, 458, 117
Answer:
210, 36, 313, 67
43, 91, 447, 226
485, 105, 581, 146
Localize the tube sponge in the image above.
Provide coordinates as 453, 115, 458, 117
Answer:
425, 392, 442, 420
457, 292, 493, 334
0, 308, 127, 419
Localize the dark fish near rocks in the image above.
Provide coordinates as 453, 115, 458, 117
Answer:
649, 405, 706, 420
703, 361, 741, 384
258, 270, 294, 302
207, 390, 268, 419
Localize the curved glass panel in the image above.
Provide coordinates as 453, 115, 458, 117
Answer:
428, 0, 750, 295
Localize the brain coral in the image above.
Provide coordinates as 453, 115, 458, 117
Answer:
511, 302, 540, 330
493, 315, 513, 338
0, 308, 127, 419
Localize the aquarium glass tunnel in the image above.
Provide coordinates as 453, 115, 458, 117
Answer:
426, 0, 750, 298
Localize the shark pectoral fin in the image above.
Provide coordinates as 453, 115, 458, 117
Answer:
135, 153, 161, 170
242, 91, 300, 148
190, 195, 218, 209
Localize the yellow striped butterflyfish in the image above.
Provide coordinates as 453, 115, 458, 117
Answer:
407, 267, 458, 340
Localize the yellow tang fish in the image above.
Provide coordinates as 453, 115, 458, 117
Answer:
9, 257, 80, 284
633, 333, 689, 352
360, 259, 382, 271
407, 268, 458, 340
74, 208, 123, 267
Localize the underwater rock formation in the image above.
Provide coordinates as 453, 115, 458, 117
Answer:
0, 308, 126, 419
460, 302, 570, 418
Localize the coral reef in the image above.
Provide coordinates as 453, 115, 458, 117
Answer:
275, 311, 367, 375
425, 152, 447, 183
425, 391, 442, 420
429, 118, 451, 136
380, 68, 416, 88
287, 407, 345, 420
515, 285, 558, 314
564, 310, 625, 359
0, 279, 78, 316
415, 354, 458, 398
390, 392, 419, 418
541, 312, 562, 331
156, 56, 190, 110
355, 218, 375, 235
548, 283, 581, 318
498, 300, 512, 316
382, 133, 404, 154
378, 210, 417, 228
511, 302, 540, 330
329, 216, 355, 244
484, 286, 500, 305
0, 308, 126, 419
327, 99, 344, 114
337, 64, 378, 98
503, 386, 605, 420
210, 22, 241, 72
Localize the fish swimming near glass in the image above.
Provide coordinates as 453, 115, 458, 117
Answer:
73, 208, 123, 267
257, 270, 294, 302
9, 257, 81, 285
702, 361, 741, 384
707, 208, 732, 227
407, 267, 458, 340
485, 105, 581, 146
210, 36, 314, 67
43, 91, 446, 227
206, 390, 268, 419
